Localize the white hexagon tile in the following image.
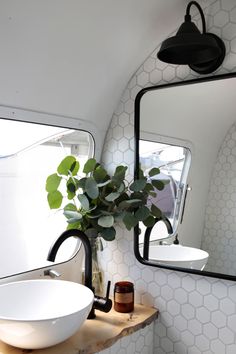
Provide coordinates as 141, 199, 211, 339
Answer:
202, 123, 236, 275
100, 1, 236, 353
97, 323, 154, 354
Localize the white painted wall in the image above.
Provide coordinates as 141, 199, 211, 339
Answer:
0, 0, 185, 142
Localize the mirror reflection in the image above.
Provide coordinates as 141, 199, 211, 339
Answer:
0, 118, 94, 278
135, 74, 236, 278
139, 140, 190, 241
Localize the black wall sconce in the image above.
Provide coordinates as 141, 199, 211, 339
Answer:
157, 1, 225, 74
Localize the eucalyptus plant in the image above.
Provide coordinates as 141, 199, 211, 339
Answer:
46, 156, 166, 241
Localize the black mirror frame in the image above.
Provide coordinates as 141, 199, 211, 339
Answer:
133, 72, 236, 281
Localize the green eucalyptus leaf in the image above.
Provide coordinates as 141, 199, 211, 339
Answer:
57, 156, 76, 176
85, 177, 99, 199
114, 211, 125, 222
93, 166, 108, 183
77, 177, 87, 190
68, 190, 75, 200
47, 191, 63, 209
100, 227, 116, 241
122, 212, 138, 230
130, 191, 146, 201
151, 179, 165, 191
151, 204, 162, 218
46, 174, 62, 192
66, 221, 81, 230
63, 210, 82, 220
87, 211, 103, 219
83, 158, 97, 174
67, 178, 76, 194
112, 165, 128, 185
100, 210, 113, 216
117, 182, 125, 193
135, 206, 150, 221
98, 215, 114, 228
143, 215, 156, 227
149, 167, 160, 177
77, 194, 90, 210
105, 192, 120, 202
144, 183, 155, 193
97, 179, 111, 187
98, 197, 111, 207
67, 217, 82, 224
70, 160, 80, 176
84, 228, 98, 238
138, 167, 145, 179
118, 199, 142, 209
114, 192, 129, 205
130, 178, 147, 192
66, 179, 76, 199
64, 203, 77, 211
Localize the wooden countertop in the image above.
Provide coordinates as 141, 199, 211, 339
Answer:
0, 305, 158, 354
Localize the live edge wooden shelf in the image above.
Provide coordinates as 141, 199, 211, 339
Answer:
0, 304, 158, 354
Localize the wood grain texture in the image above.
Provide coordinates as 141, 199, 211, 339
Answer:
0, 305, 158, 354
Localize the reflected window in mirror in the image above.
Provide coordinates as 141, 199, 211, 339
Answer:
0, 118, 94, 277
139, 138, 191, 245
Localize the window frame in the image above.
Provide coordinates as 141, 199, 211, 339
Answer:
0, 105, 99, 281
139, 133, 192, 244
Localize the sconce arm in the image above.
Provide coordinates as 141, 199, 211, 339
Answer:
186, 1, 206, 33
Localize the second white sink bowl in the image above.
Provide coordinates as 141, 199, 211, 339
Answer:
147, 245, 209, 270
0, 279, 94, 349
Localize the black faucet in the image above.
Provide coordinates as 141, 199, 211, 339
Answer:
173, 234, 179, 244
143, 217, 173, 260
47, 229, 112, 319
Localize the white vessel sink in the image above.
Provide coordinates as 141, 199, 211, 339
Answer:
147, 245, 209, 270
0, 279, 94, 349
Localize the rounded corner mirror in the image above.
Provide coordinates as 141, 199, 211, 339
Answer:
134, 73, 236, 281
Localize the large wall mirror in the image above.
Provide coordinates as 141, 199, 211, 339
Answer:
0, 109, 95, 279
134, 73, 236, 280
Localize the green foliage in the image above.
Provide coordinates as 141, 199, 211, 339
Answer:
45, 156, 167, 241
47, 190, 63, 209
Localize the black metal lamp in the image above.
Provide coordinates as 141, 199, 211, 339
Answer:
157, 1, 225, 74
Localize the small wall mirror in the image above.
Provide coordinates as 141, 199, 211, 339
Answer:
0, 115, 94, 278
134, 73, 236, 280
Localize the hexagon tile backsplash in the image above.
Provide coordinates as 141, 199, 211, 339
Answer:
101, 1, 236, 353
202, 123, 236, 275
98, 323, 154, 354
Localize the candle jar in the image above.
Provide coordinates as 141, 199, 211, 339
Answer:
114, 281, 134, 313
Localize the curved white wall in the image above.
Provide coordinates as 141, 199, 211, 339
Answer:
203, 123, 236, 275
101, 1, 236, 353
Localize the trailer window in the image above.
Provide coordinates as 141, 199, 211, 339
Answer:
0, 118, 94, 277
139, 139, 191, 242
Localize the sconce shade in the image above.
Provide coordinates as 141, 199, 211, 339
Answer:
157, 2, 225, 74
158, 22, 222, 65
